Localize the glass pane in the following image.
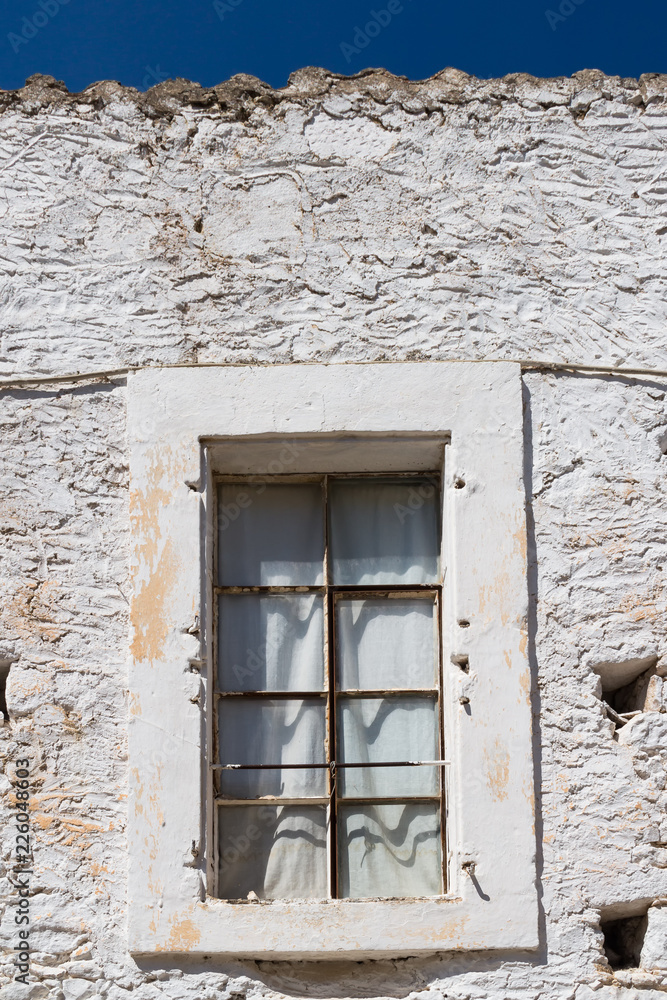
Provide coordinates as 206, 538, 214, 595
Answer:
338, 802, 442, 898
218, 804, 328, 900
337, 696, 438, 797
329, 477, 439, 585
218, 483, 324, 585
218, 698, 326, 797
336, 597, 437, 690
218, 594, 325, 692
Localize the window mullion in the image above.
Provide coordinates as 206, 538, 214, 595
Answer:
323, 473, 338, 899
437, 589, 447, 894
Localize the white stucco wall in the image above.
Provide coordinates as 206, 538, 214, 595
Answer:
1, 67, 667, 999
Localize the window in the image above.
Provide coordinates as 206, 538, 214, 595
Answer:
213, 474, 446, 900
127, 361, 537, 958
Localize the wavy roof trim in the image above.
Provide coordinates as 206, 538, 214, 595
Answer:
2, 67, 667, 120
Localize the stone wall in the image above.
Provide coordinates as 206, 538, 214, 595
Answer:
1, 68, 667, 1000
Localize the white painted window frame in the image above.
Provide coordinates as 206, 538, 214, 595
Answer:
128, 361, 537, 959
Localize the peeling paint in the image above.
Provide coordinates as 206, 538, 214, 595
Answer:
130, 536, 180, 664
484, 739, 510, 803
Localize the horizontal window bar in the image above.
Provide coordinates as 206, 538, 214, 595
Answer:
216, 797, 331, 806
216, 796, 441, 807
215, 585, 326, 594
336, 760, 450, 767
329, 584, 441, 592
215, 474, 324, 483
213, 763, 328, 771
336, 796, 441, 805
212, 760, 450, 770
327, 471, 441, 479
329, 583, 442, 599
214, 585, 441, 594
215, 690, 437, 698
213, 472, 441, 482
215, 690, 328, 698
336, 691, 439, 698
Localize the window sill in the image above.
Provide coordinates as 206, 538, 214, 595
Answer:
130, 893, 537, 959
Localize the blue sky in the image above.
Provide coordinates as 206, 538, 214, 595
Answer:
0, 0, 665, 93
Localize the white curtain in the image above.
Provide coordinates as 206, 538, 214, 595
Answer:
337, 697, 438, 798
218, 593, 324, 691
338, 803, 442, 898
329, 478, 440, 585
218, 804, 328, 900
217, 587, 329, 900
218, 698, 326, 798
218, 800, 442, 900
216, 480, 442, 900
336, 597, 437, 690
218, 483, 324, 585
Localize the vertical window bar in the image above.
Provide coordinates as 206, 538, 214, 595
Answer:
439, 445, 449, 893
323, 473, 338, 899
436, 589, 447, 894
211, 466, 221, 898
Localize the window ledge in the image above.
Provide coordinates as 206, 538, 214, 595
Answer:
130, 894, 537, 959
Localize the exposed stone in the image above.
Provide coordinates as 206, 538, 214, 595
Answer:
618, 713, 667, 751
640, 902, 667, 970
1, 68, 666, 120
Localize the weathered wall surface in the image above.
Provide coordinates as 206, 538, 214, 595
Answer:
3, 67, 667, 374
1, 68, 667, 1000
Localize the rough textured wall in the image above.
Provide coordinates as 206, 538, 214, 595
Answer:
2, 67, 667, 374
1, 68, 667, 1000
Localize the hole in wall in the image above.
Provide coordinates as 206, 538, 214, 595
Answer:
454, 478, 466, 489
607, 669, 656, 717
0, 660, 12, 722
451, 654, 469, 673
601, 911, 649, 970
592, 655, 659, 732
458, 619, 470, 628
